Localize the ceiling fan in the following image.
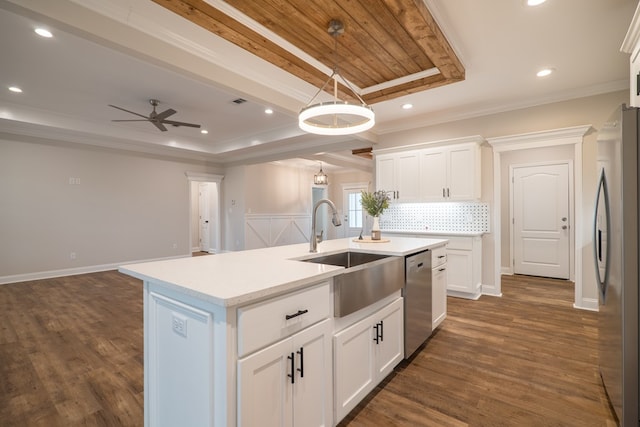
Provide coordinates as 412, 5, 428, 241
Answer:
108, 99, 201, 132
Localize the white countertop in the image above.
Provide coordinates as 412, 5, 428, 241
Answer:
119, 236, 447, 308
382, 229, 486, 237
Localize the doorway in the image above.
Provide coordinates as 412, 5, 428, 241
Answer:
342, 183, 368, 238
511, 162, 571, 279
187, 172, 223, 254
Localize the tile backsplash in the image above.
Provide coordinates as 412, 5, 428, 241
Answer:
380, 202, 490, 233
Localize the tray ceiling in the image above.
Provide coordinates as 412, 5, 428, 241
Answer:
151, 0, 465, 104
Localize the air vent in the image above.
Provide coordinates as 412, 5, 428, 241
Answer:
232, 98, 247, 104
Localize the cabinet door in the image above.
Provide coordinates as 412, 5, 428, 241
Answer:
376, 154, 396, 194
432, 265, 447, 330
292, 320, 332, 427
396, 151, 420, 201
447, 145, 479, 201
420, 148, 447, 201
238, 338, 293, 427
446, 249, 473, 293
374, 298, 404, 378
334, 316, 376, 422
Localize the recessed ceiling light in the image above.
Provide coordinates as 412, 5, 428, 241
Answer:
536, 68, 554, 77
200, 129, 209, 134
527, 0, 547, 6
34, 28, 53, 38
265, 108, 273, 115
402, 103, 413, 110
8, 86, 23, 93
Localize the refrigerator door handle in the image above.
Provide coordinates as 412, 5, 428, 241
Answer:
593, 168, 611, 301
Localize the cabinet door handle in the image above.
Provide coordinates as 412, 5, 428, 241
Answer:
287, 352, 295, 384
447, 188, 450, 198
438, 255, 446, 259
296, 347, 304, 378
373, 323, 380, 344
379, 320, 384, 342
442, 188, 446, 198
396, 190, 400, 199
637, 71, 640, 96
285, 309, 308, 320
438, 267, 446, 272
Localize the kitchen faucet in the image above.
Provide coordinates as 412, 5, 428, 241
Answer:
310, 198, 342, 252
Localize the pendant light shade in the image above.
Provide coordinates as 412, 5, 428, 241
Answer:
314, 162, 328, 185
299, 20, 375, 136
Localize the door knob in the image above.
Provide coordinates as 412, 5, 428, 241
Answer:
562, 225, 568, 230
561, 217, 567, 221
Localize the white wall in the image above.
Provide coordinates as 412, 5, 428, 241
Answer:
0, 138, 219, 283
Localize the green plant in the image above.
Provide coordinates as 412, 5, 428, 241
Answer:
360, 190, 390, 217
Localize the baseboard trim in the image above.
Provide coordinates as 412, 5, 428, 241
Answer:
0, 254, 189, 285
573, 298, 599, 312
501, 267, 513, 275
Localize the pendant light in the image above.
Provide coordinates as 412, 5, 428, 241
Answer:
299, 20, 375, 136
314, 162, 328, 185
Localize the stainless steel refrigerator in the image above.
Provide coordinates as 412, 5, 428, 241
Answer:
594, 104, 639, 426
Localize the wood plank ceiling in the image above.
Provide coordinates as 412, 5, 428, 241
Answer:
152, 0, 465, 105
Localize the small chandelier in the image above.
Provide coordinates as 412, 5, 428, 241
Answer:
314, 162, 328, 185
299, 20, 375, 136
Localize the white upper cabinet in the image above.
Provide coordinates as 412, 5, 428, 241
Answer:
622, 2, 640, 107
375, 150, 421, 202
376, 137, 483, 203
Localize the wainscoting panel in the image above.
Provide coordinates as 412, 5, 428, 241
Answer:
245, 214, 311, 250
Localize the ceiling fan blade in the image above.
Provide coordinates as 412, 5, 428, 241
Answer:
155, 108, 176, 121
108, 104, 148, 119
152, 121, 168, 132
111, 119, 150, 122
162, 120, 201, 128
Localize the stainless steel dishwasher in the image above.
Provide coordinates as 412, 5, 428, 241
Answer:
403, 250, 432, 358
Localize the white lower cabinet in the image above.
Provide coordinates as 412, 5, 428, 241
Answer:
431, 246, 447, 330
333, 298, 404, 423
237, 319, 332, 427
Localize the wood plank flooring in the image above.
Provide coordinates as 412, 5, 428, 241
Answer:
0, 272, 617, 426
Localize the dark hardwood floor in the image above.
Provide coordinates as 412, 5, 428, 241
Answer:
0, 272, 617, 426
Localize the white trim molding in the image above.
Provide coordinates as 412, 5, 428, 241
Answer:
487, 125, 591, 309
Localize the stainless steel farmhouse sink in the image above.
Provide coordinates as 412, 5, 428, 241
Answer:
301, 251, 404, 317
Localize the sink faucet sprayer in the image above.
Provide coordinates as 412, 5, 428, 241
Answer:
310, 199, 342, 252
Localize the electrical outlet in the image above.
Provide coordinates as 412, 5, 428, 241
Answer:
70, 252, 77, 260
172, 314, 187, 337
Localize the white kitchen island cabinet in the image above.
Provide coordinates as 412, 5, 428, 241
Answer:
333, 297, 404, 423
238, 318, 332, 427
120, 237, 447, 427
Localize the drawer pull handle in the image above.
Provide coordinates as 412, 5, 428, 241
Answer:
439, 268, 446, 272
379, 320, 384, 342
297, 347, 304, 378
417, 262, 423, 268
438, 255, 446, 259
373, 323, 380, 344
285, 309, 309, 320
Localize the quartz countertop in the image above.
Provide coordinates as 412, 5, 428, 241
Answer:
119, 236, 447, 307
382, 229, 486, 237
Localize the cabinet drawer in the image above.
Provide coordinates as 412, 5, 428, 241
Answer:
432, 246, 447, 268
237, 282, 331, 357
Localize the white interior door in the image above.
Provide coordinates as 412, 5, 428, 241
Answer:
198, 183, 210, 252
512, 163, 570, 279
342, 185, 367, 238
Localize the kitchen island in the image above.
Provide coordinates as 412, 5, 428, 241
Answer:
120, 236, 447, 427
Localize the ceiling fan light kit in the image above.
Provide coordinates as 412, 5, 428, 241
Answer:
298, 20, 375, 136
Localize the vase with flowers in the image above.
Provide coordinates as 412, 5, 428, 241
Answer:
360, 190, 390, 240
